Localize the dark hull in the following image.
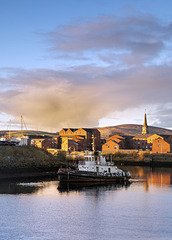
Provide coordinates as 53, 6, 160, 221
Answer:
58, 171, 130, 183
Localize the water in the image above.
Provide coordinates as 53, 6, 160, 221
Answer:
0, 167, 172, 240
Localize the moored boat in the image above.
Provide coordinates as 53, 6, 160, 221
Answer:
58, 152, 131, 183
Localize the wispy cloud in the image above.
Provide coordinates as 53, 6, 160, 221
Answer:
46, 14, 172, 66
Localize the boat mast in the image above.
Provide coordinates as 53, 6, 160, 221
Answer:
21, 115, 23, 136
21, 115, 27, 136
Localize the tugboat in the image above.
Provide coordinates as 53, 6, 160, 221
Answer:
58, 152, 131, 183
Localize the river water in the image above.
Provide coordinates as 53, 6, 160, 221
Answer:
0, 167, 172, 240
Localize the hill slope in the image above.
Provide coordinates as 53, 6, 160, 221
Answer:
0, 130, 59, 138
98, 124, 172, 139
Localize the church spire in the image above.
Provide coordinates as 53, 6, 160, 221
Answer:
142, 113, 149, 134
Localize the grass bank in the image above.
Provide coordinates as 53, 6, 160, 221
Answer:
0, 146, 66, 178
105, 151, 172, 167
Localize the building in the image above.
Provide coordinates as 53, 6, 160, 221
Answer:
59, 128, 101, 151
102, 134, 125, 152
131, 114, 165, 151
102, 140, 122, 152
147, 134, 164, 144
132, 134, 152, 151
152, 138, 171, 153
31, 137, 59, 150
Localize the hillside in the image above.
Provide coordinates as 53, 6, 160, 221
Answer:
0, 130, 59, 138
98, 124, 172, 139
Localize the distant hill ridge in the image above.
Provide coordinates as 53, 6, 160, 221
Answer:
98, 124, 172, 139
0, 130, 58, 138
0, 124, 172, 140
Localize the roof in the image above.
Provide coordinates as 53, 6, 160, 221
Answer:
60, 128, 99, 133
108, 135, 124, 140
60, 128, 68, 132
147, 134, 163, 139
133, 134, 152, 139
69, 140, 79, 145
112, 140, 120, 146
105, 140, 120, 146
78, 128, 99, 133
72, 136, 85, 141
107, 138, 122, 143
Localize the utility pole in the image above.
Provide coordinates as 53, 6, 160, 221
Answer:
9, 120, 11, 140
92, 134, 96, 152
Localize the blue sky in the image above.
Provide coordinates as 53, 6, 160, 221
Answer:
0, 0, 172, 131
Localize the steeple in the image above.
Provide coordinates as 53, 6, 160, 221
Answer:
142, 113, 149, 134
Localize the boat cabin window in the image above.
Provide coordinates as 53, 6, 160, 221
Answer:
108, 168, 111, 173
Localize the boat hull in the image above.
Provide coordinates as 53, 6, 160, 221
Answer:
58, 171, 130, 183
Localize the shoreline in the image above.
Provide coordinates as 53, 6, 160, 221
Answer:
114, 160, 172, 167
1, 160, 172, 181
0, 172, 58, 181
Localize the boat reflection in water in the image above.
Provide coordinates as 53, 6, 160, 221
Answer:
57, 181, 131, 193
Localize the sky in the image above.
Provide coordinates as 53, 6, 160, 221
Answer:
0, 0, 172, 132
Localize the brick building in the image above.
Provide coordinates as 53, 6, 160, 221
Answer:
102, 140, 122, 152
152, 138, 171, 153
102, 114, 172, 153
102, 134, 125, 152
31, 136, 61, 150
59, 128, 101, 151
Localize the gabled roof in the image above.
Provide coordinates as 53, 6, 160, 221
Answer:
133, 134, 152, 139
59, 128, 68, 133
83, 128, 99, 132
108, 135, 124, 140
105, 140, 120, 146
69, 140, 79, 145
112, 140, 120, 146
72, 136, 85, 141
60, 128, 77, 132
147, 134, 163, 139
107, 138, 123, 143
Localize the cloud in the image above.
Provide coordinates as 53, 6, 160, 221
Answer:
0, 62, 172, 130
46, 14, 172, 65
1, 13, 172, 131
